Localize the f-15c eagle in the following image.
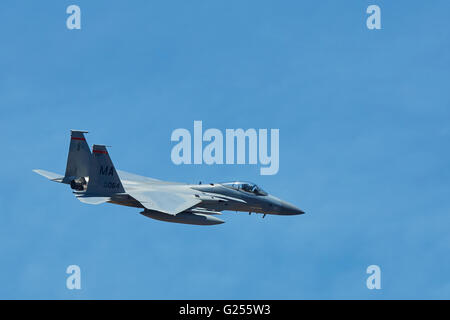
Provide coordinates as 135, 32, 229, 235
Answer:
33, 130, 304, 225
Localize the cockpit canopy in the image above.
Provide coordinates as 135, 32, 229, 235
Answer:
222, 181, 268, 196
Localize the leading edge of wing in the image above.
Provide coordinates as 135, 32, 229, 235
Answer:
127, 190, 201, 216
116, 170, 184, 186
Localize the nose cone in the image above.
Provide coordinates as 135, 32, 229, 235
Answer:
280, 201, 305, 215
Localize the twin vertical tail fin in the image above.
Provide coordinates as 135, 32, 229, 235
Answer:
34, 131, 125, 203
33, 130, 92, 187
84, 145, 125, 196
64, 130, 91, 180
61, 130, 91, 191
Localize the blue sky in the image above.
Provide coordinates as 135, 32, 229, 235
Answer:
0, 1, 449, 299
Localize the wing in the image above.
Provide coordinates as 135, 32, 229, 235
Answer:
127, 190, 201, 216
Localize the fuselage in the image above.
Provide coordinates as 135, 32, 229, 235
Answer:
108, 179, 304, 216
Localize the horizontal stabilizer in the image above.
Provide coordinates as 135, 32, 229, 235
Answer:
33, 169, 65, 183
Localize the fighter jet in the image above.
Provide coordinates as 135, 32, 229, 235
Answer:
33, 130, 304, 226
